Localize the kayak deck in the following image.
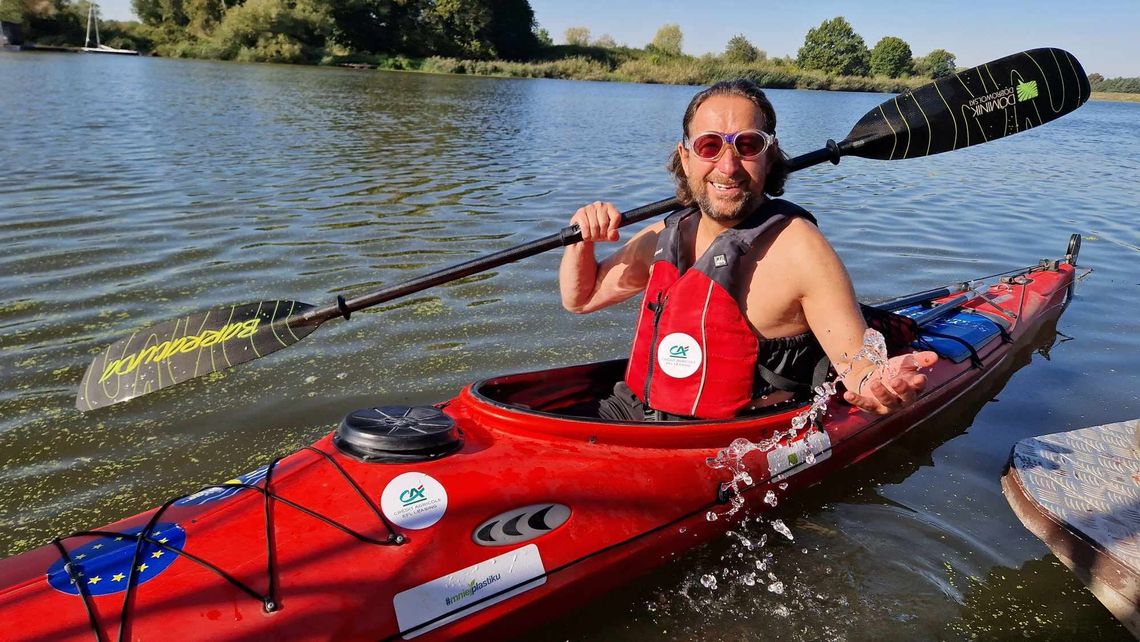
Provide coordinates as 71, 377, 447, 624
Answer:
1003, 419, 1140, 637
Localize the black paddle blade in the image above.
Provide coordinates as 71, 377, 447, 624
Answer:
843, 48, 1090, 160
76, 300, 320, 412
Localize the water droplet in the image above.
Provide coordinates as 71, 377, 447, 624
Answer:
741, 573, 756, 587
678, 527, 687, 534
705, 511, 718, 522
764, 490, 778, 507
771, 604, 790, 617
805, 451, 816, 465
772, 519, 794, 541
778, 483, 788, 490
767, 581, 785, 595
700, 574, 717, 590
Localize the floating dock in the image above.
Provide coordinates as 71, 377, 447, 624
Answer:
1003, 419, 1140, 637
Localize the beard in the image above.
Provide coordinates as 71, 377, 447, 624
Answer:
690, 179, 759, 223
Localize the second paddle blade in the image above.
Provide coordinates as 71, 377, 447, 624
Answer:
76, 300, 319, 412
844, 48, 1090, 161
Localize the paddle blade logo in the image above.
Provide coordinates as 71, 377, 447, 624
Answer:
1017, 80, 1039, 102
77, 300, 317, 412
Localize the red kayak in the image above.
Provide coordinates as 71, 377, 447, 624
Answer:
0, 238, 1080, 641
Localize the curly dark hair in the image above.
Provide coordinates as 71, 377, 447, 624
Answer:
667, 79, 789, 204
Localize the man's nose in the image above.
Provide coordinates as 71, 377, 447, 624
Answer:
716, 146, 744, 173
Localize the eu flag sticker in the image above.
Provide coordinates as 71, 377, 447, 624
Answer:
46, 522, 187, 596
174, 465, 269, 507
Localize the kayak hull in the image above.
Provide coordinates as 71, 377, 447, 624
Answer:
0, 260, 1077, 641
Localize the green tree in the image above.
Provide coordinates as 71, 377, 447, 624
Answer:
326, 0, 426, 56
1087, 72, 1104, 86
650, 23, 682, 56
797, 16, 870, 76
0, 0, 23, 23
870, 36, 913, 77
212, 0, 331, 62
592, 33, 616, 48
563, 25, 588, 46
534, 26, 551, 47
914, 48, 956, 78
183, 0, 225, 36
477, 0, 540, 60
424, 0, 493, 58
723, 33, 761, 63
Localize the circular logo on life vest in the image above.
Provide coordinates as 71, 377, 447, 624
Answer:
657, 332, 702, 379
380, 472, 448, 530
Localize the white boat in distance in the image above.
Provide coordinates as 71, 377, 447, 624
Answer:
82, 3, 138, 55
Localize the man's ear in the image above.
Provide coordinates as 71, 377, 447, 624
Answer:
677, 142, 690, 176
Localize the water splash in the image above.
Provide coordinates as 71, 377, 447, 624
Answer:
772, 519, 794, 541
700, 574, 718, 590
790, 328, 890, 432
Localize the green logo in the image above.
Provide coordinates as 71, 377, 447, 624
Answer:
1016, 81, 1039, 102
668, 345, 689, 358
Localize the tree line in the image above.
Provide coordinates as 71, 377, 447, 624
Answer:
4, 2, 1136, 94
2, 0, 542, 62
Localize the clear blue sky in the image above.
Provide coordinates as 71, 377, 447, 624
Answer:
97, 0, 1137, 77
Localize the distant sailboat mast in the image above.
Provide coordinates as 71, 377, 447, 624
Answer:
84, 4, 95, 48
81, 2, 139, 55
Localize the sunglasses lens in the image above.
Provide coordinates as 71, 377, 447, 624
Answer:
691, 134, 725, 159
734, 132, 768, 158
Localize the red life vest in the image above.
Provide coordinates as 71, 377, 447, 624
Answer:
625, 199, 813, 419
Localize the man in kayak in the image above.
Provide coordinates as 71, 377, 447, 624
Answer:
560, 78, 938, 421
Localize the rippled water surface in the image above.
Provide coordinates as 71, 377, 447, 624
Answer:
1, 52, 1138, 639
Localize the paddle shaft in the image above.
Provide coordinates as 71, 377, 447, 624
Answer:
297, 197, 683, 326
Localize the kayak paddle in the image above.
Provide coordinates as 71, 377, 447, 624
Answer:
75, 47, 1089, 412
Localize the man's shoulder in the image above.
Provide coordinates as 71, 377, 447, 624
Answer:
760, 212, 839, 274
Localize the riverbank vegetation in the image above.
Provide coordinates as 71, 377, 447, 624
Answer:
4, 0, 1137, 96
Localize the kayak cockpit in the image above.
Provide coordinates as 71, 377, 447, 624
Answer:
460, 358, 812, 448
470, 359, 805, 420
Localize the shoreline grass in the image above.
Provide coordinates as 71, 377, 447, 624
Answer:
1090, 91, 1140, 103
320, 53, 933, 94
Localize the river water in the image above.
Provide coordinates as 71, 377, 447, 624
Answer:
1, 52, 1137, 640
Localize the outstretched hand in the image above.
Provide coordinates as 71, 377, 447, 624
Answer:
842, 351, 939, 415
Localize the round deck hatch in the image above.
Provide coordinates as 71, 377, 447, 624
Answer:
334, 406, 461, 462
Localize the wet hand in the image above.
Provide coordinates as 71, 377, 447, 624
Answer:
843, 351, 939, 415
570, 201, 622, 243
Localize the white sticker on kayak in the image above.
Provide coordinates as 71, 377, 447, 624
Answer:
393, 543, 546, 638
381, 472, 448, 530
657, 332, 702, 379
767, 430, 832, 482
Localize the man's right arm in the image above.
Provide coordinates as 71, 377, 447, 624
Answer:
559, 201, 660, 314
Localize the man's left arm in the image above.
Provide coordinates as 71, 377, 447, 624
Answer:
794, 225, 938, 415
